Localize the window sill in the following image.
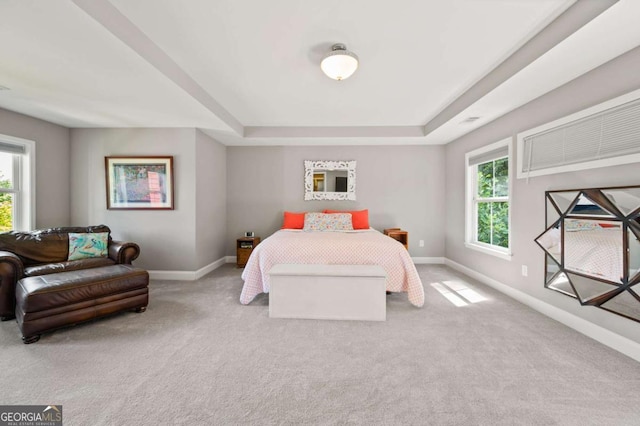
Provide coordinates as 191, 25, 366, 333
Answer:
464, 242, 512, 261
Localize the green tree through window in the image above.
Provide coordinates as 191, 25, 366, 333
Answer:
475, 157, 509, 248
0, 175, 12, 231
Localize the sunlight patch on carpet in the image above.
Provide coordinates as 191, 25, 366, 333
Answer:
431, 280, 488, 306
431, 282, 468, 306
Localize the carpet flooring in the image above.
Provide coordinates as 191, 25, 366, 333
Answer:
1, 264, 639, 425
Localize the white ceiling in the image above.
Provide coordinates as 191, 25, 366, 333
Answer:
0, 0, 638, 146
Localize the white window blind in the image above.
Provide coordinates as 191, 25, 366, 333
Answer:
468, 145, 509, 166
517, 89, 640, 178
0, 141, 26, 155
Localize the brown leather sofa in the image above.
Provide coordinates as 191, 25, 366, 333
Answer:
0, 225, 140, 321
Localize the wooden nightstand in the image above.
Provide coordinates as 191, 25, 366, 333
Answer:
384, 228, 408, 250
237, 237, 260, 267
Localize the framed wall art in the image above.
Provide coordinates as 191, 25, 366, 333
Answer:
105, 156, 174, 210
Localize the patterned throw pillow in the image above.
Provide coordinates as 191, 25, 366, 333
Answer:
323, 209, 370, 229
564, 219, 599, 232
68, 232, 109, 260
303, 212, 354, 231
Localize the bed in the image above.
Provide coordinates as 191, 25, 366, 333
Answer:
537, 220, 624, 284
563, 220, 623, 283
240, 228, 425, 307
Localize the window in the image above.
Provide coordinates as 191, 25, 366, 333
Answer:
0, 134, 35, 231
517, 88, 640, 179
465, 138, 512, 260
0, 152, 17, 232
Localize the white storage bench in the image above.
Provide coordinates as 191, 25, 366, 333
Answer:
268, 264, 386, 321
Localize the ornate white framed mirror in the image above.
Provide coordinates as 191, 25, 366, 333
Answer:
304, 160, 356, 201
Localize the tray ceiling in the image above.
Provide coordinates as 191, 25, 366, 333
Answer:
0, 0, 638, 145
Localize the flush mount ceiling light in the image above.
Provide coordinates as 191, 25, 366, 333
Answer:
320, 43, 359, 81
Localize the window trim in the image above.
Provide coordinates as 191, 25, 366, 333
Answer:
465, 137, 513, 261
0, 133, 35, 231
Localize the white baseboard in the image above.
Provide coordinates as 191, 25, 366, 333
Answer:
225, 256, 442, 265
412, 257, 445, 264
444, 258, 640, 363
148, 256, 438, 277
194, 257, 227, 279
148, 257, 227, 281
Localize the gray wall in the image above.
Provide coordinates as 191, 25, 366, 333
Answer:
0, 107, 70, 228
70, 128, 199, 271
226, 145, 445, 257
5, 43, 639, 346
195, 130, 227, 268
445, 46, 640, 343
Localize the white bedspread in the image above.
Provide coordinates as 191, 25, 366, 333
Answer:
240, 229, 425, 307
565, 227, 623, 283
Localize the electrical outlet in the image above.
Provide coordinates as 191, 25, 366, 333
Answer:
522, 265, 528, 277
419, 240, 424, 247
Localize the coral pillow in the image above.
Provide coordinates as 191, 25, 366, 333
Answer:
598, 222, 618, 228
323, 209, 369, 229
282, 211, 306, 229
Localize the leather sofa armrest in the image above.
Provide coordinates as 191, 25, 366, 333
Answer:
108, 241, 140, 264
0, 251, 24, 320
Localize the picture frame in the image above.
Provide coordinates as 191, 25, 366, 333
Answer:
105, 156, 174, 210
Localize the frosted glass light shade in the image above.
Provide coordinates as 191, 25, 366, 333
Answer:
321, 44, 359, 81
